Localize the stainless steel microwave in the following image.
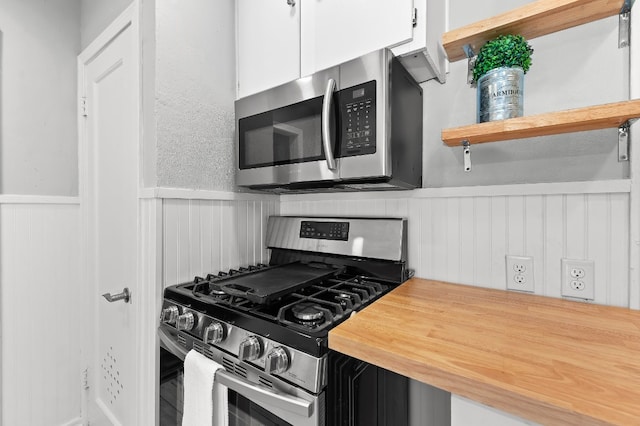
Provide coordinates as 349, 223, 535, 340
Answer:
235, 49, 423, 193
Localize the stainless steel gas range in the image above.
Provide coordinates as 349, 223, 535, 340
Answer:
158, 216, 413, 426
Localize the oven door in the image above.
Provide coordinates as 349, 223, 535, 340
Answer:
236, 67, 340, 188
159, 326, 323, 426
215, 369, 322, 426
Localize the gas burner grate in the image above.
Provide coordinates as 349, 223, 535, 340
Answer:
167, 266, 393, 337
274, 275, 389, 332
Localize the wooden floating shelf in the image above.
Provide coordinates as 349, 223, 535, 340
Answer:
441, 99, 640, 146
443, 0, 628, 62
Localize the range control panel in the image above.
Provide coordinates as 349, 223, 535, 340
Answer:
338, 80, 376, 157
300, 221, 349, 241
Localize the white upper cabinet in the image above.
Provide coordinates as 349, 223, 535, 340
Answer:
236, 0, 300, 99
392, 0, 447, 83
300, 0, 414, 76
236, 0, 447, 99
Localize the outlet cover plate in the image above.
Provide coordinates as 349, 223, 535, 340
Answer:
506, 255, 534, 293
561, 259, 595, 300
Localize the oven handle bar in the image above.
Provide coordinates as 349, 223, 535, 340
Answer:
158, 326, 314, 418
215, 369, 313, 418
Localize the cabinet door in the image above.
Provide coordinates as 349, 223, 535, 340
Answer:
301, 0, 415, 76
236, 0, 300, 98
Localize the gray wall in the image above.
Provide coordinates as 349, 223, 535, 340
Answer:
81, 0, 237, 191
421, 0, 628, 187
0, 0, 81, 196
0, 0, 134, 197
155, 0, 236, 191
80, 0, 133, 50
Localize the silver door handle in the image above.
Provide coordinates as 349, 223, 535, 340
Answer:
102, 287, 131, 303
322, 78, 337, 171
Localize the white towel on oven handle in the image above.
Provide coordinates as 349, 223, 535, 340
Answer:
182, 349, 228, 426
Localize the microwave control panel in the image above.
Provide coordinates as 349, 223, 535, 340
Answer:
338, 80, 376, 157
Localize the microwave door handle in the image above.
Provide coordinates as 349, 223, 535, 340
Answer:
322, 78, 337, 171
215, 369, 313, 418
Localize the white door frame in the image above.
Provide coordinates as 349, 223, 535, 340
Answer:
78, 3, 157, 425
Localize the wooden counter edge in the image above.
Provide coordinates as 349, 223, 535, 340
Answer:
328, 278, 628, 426
331, 330, 608, 425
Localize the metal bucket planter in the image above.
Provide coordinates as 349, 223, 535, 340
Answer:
477, 67, 524, 123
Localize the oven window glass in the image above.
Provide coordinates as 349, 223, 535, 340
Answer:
228, 389, 293, 426
159, 348, 184, 426
239, 95, 335, 170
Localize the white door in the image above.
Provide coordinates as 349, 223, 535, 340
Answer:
301, 0, 414, 76
236, 0, 300, 98
79, 9, 140, 426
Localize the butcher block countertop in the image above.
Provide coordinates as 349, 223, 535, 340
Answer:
328, 278, 640, 425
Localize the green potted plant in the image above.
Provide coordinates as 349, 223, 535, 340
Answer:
472, 34, 534, 123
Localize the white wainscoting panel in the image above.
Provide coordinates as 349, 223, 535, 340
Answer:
1, 203, 81, 426
162, 198, 280, 287
138, 198, 162, 426
281, 191, 631, 307
282, 189, 631, 422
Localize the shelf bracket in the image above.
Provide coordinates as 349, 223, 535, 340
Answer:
463, 44, 477, 86
619, 13, 631, 47
619, 122, 630, 162
619, 0, 634, 48
462, 140, 472, 172
462, 44, 475, 58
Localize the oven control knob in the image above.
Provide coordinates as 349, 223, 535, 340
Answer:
161, 306, 179, 324
203, 322, 225, 344
239, 336, 262, 362
176, 312, 195, 331
266, 347, 290, 375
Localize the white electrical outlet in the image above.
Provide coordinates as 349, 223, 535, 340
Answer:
506, 255, 534, 292
561, 259, 595, 300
